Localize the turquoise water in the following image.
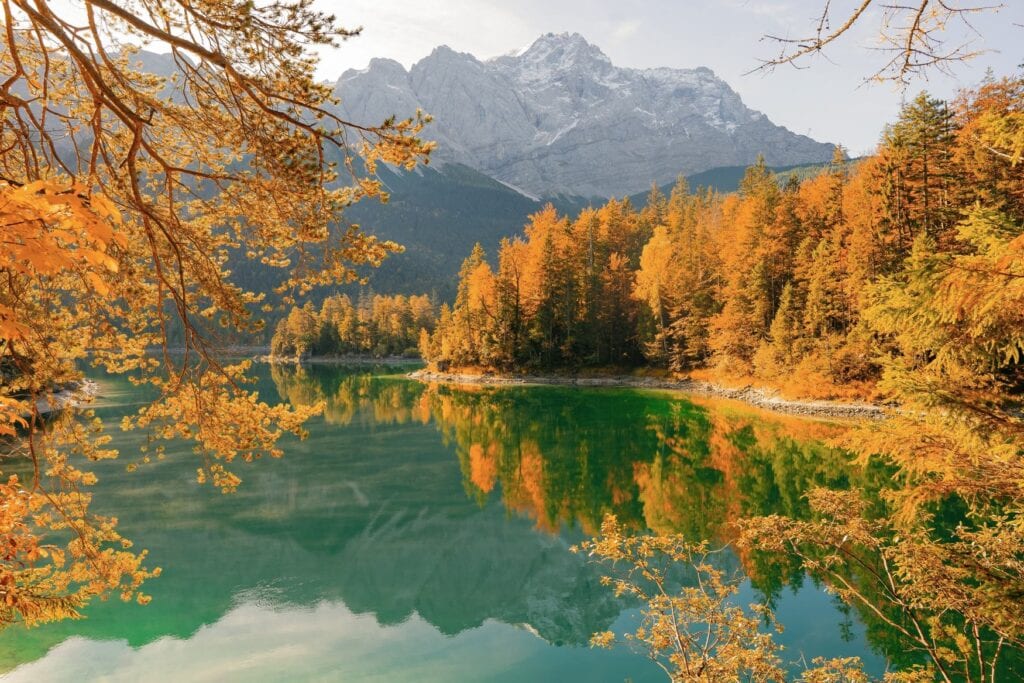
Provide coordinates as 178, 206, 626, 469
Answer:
0, 364, 891, 681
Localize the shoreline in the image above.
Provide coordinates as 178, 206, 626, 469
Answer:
34, 379, 100, 417
408, 369, 887, 419
256, 355, 423, 366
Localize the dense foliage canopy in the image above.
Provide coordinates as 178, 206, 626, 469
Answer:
270, 292, 435, 359
0, 0, 430, 626
427, 82, 1023, 396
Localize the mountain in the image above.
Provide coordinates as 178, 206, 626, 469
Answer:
117, 51, 588, 308
333, 32, 835, 198
338, 158, 851, 301
128, 45, 838, 310
233, 156, 853, 308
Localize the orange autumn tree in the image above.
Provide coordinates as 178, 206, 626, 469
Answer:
428, 78, 1022, 404
0, 181, 151, 626
0, 0, 431, 627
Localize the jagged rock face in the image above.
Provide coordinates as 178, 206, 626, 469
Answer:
334, 32, 834, 198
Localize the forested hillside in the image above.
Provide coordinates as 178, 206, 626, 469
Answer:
626, 159, 863, 205
424, 81, 1024, 398
258, 158, 840, 345
239, 158, 834, 310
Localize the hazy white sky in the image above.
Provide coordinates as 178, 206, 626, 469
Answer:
313, 0, 1024, 155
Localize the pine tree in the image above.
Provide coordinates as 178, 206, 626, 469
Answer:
953, 75, 1024, 221
802, 236, 848, 339
877, 92, 962, 254
762, 281, 799, 373
635, 225, 675, 364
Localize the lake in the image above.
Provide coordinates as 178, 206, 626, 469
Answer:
0, 363, 895, 681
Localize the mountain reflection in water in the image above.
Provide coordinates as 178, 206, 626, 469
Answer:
0, 364, 888, 682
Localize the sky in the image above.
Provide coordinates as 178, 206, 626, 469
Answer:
312, 0, 1024, 155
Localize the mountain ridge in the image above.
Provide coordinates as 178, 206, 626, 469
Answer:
333, 32, 835, 197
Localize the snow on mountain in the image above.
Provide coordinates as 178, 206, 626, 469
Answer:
333, 32, 833, 198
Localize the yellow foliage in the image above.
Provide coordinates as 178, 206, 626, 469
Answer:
0, 0, 430, 629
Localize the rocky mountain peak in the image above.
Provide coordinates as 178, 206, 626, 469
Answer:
517, 32, 610, 66
491, 32, 612, 85
337, 57, 407, 89
424, 44, 480, 65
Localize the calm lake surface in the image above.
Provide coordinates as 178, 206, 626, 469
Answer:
0, 364, 894, 682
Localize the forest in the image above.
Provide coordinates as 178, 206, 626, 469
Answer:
424, 82, 1024, 399
270, 292, 436, 359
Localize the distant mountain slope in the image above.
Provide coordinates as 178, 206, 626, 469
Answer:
342, 163, 584, 299
334, 32, 835, 198
231, 157, 855, 305
228, 161, 590, 303
342, 159, 853, 299
629, 158, 867, 203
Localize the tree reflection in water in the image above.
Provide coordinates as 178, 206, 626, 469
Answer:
0, 365, 898, 680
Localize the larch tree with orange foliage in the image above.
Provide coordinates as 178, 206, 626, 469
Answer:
0, 0, 431, 627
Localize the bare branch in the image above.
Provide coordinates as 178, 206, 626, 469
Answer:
752, 0, 1009, 86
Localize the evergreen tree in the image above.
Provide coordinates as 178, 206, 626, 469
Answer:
755, 281, 799, 376
877, 92, 962, 255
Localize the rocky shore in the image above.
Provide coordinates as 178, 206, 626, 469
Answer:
408, 370, 887, 420
34, 379, 100, 416
257, 355, 422, 366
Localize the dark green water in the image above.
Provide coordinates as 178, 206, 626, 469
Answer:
0, 364, 893, 682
